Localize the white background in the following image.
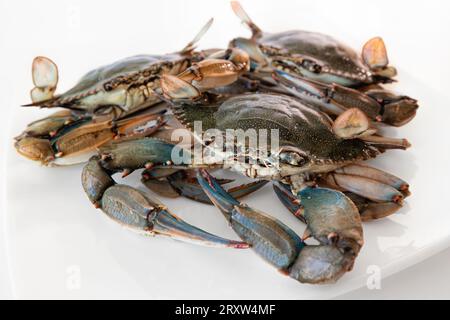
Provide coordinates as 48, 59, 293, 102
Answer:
1, 0, 450, 299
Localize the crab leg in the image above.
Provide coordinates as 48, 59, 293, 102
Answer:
317, 164, 409, 219
160, 48, 250, 100
81, 156, 248, 248
15, 110, 75, 140
142, 169, 268, 203
15, 109, 166, 166
198, 169, 362, 284
360, 85, 419, 127
273, 70, 380, 117
97, 136, 191, 175
230, 1, 263, 41
180, 18, 214, 54
323, 173, 404, 203
228, 1, 273, 69
273, 70, 418, 127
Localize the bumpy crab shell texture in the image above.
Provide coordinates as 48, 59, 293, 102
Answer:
174, 93, 380, 165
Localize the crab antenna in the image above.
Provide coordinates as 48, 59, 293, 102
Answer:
230, 1, 263, 40
181, 18, 214, 54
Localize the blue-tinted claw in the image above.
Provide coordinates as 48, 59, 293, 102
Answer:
288, 245, 355, 284
274, 181, 363, 255
100, 184, 248, 248
333, 164, 410, 197
197, 169, 304, 269
298, 187, 363, 253
82, 157, 247, 248
199, 170, 360, 284
151, 207, 249, 248
273, 181, 306, 223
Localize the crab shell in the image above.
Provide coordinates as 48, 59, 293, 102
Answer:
174, 93, 381, 177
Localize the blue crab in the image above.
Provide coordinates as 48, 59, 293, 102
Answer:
77, 90, 410, 284
229, 1, 396, 86
228, 2, 418, 126
14, 4, 415, 285
15, 19, 251, 165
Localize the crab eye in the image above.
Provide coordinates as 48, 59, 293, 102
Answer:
279, 151, 308, 167
301, 59, 322, 74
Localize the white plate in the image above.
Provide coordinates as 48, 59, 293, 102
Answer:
3, 0, 450, 299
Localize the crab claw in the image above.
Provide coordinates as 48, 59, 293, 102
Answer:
288, 244, 356, 284
101, 184, 248, 248
197, 169, 303, 269
230, 1, 263, 40
198, 169, 361, 284
30, 56, 59, 103
320, 164, 409, 221
295, 187, 364, 255
98, 137, 192, 172
274, 182, 363, 251
177, 49, 250, 92
363, 88, 419, 127
82, 157, 248, 248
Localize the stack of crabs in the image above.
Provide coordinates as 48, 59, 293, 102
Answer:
14, 2, 418, 284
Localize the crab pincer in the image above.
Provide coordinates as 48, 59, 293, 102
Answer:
360, 86, 419, 127
229, 1, 397, 86
197, 169, 362, 284
81, 154, 248, 249
320, 164, 410, 221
